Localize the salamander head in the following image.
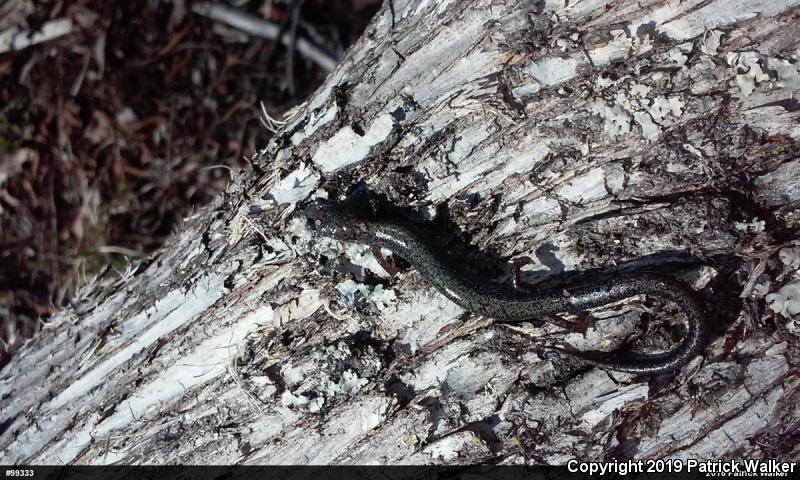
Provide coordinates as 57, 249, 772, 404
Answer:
304, 201, 365, 241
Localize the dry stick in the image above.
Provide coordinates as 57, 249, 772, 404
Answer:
0, 18, 73, 54
263, 0, 303, 69
286, 0, 305, 96
259, 101, 287, 133
191, 1, 337, 73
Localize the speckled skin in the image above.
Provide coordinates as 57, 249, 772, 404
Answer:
305, 201, 708, 375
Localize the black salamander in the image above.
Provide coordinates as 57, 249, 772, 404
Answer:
305, 201, 708, 375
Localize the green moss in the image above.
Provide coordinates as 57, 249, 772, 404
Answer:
756, 143, 788, 158
470, 432, 481, 446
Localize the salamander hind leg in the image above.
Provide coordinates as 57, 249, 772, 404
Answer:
511, 256, 536, 291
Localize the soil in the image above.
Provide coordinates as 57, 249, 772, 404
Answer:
0, 0, 380, 369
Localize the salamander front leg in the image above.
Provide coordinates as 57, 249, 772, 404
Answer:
371, 245, 399, 278
511, 256, 536, 291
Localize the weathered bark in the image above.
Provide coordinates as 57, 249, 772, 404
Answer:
2, 0, 800, 465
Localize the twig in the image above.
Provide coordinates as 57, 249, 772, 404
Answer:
242, 214, 270, 245
0, 18, 73, 55
322, 298, 353, 321
191, 1, 337, 73
286, 0, 304, 96
96, 245, 145, 257
70, 53, 91, 97
259, 101, 287, 133
739, 239, 800, 298
418, 316, 494, 356
263, 0, 302, 68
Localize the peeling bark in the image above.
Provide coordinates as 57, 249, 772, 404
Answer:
2, 0, 800, 465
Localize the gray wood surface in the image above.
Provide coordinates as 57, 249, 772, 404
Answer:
1, 0, 799, 464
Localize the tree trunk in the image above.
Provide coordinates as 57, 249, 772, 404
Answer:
2, 0, 800, 465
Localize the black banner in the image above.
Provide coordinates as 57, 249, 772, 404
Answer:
1, 465, 798, 480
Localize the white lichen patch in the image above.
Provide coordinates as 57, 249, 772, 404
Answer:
727, 52, 770, 96
634, 111, 660, 140
629, 82, 651, 98
320, 369, 369, 397
767, 58, 800, 90
290, 103, 339, 146
334, 279, 397, 313
595, 74, 620, 89
281, 389, 312, 408
682, 143, 705, 160
648, 96, 685, 124
666, 161, 688, 173
620, 88, 684, 140
316, 341, 354, 363
276, 343, 378, 414
590, 99, 632, 137
700, 30, 724, 55
491, 216, 518, 238
668, 50, 687, 68
779, 246, 800, 269
750, 283, 772, 302
267, 163, 320, 204
336, 279, 368, 307
766, 280, 800, 317
311, 113, 395, 172
687, 56, 722, 95
369, 284, 398, 312
283, 361, 314, 387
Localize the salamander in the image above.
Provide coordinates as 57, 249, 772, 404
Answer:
304, 200, 708, 375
